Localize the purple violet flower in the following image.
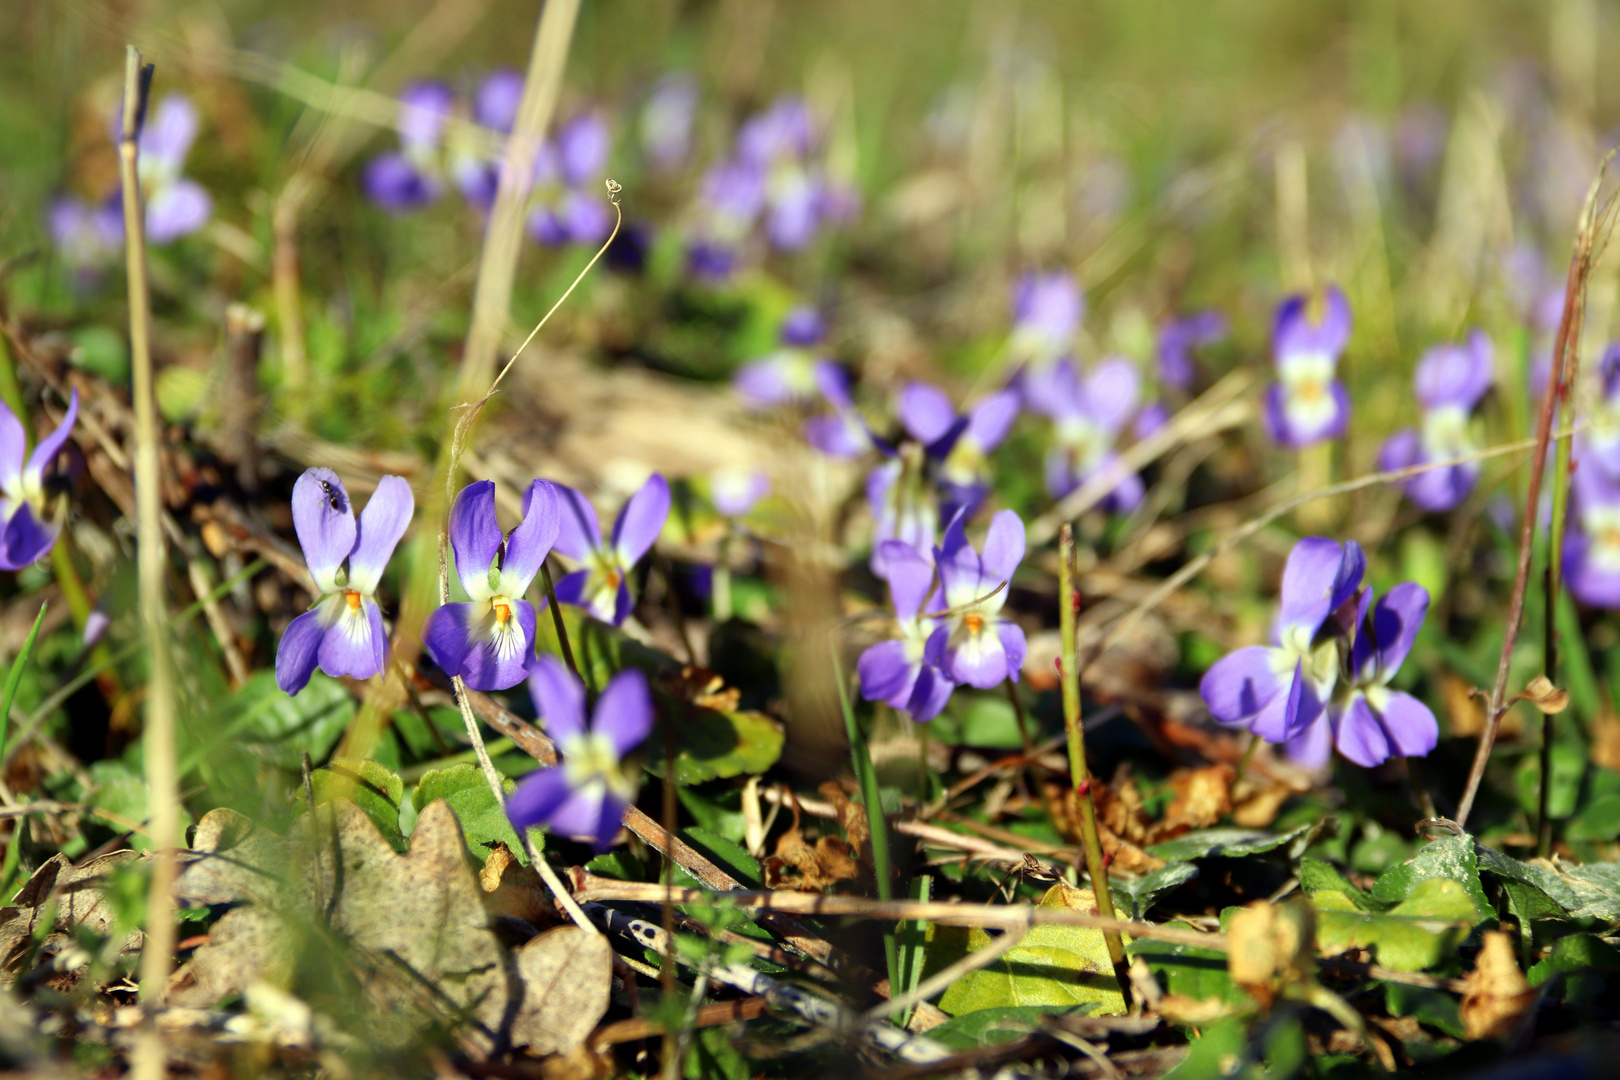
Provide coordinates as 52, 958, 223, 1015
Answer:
0, 390, 79, 570
710, 468, 770, 518
452, 70, 524, 210
364, 81, 454, 214
135, 95, 213, 244
858, 540, 954, 721
276, 469, 414, 695
422, 479, 560, 691
1579, 343, 1620, 482
1157, 311, 1226, 392
924, 510, 1028, 688
1566, 462, 1620, 609
552, 475, 670, 625
1039, 357, 1145, 513
937, 389, 1019, 516
525, 114, 614, 246
507, 656, 652, 852
1199, 537, 1365, 745
1010, 272, 1083, 364
1377, 331, 1493, 512
1287, 584, 1438, 768
733, 306, 841, 409
1263, 286, 1353, 448
47, 197, 124, 280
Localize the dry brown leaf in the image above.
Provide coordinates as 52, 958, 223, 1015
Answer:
817, 781, 870, 862
1460, 931, 1534, 1040
1046, 782, 1165, 873
1592, 712, 1620, 772
1148, 765, 1234, 842
480, 840, 554, 927
1226, 898, 1315, 1008
1521, 675, 1569, 715
1230, 780, 1292, 829
1092, 772, 1149, 844
168, 801, 610, 1055
763, 828, 862, 892
0, 851, 141, 979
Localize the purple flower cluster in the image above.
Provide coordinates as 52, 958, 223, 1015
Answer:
277, 470, 670, 697
49, 94, 212, 278
1157, 311, 1226, 393
363, 73, 613, 247
0, 391, 80, 570
1378, 331, 1493, 512
1031, 357, 1145, 513
1200, 537, 1438, 768
687, 97, 857, 278
733, 306, 842, 410
857, 509, 1028, 721
1564, 353, 1620, 608
1264, 286, 1352, 448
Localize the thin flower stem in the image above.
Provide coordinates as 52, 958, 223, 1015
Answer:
1457, 153, 1619, 829
121, 45, 179, 1080
1234, 732, 1260, 784
540, 561, 583, 687
830, 639, 899, 996
1058, 523, 1131, 1006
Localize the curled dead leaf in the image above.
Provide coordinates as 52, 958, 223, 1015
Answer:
1460, 931, 1534, 1041
1522, 675, 1569, 716
1226, 898, 1316, 1008
1147, 764, 1234, 842
480, 841, 554, 927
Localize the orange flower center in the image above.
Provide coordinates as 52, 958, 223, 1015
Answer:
494, 600, 512, 625
345, 590, 362, 612
964, 612, 984, 635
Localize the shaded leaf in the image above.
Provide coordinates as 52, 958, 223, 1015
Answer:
412, 763, 524, 862
1127, 925, 1241, 1005
939, 884, 1126, 1017
1368, 835, 1492, 920
1314, 878, 1481, 971
1147, 824, 1311, 863
1476, 846, 1620, 921
295, 757, 406, 851
1109, 862, 1199, 920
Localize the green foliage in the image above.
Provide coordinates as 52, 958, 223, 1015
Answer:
1313, 878, 1481, 972
1162, 1018, 1254, 1079
926, 1005, 1095, 1049
1148, 825, 1312, 863
1109, 862, 1199, 919
1128, 924, 1242, 1004
1366, 835, 1492, 920
674, 827, 760, 889
411, 763, 526, 862
938, 884, 1126, 1017
1527, 933, 1620, 1005
930, 693, 1030, 749
295, 758, 406, 851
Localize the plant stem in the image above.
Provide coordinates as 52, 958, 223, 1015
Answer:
540, 561, 582, 686
830, 639, 898, 996
1058, 523, 1131, 1006
0, 604, 48, 765
1456, 154, 1618, 829
120, 45, 179, 1080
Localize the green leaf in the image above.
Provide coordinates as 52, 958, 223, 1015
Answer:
0, 600, 46, 763
1147, 824, 1311, 863
1162, 1018, 1255, 1080
939, 883, 1126, 1017
1565, 793, 1620, 842
411, 763, 524, 862
1368, 835, 1492, 920
296, 758, 405, 851
675, 827, 760, 889
1515, 743, 1584, 821
931, 694, 1028, 749
1476, 846, 1620, 920
1109, 862, 1199, 920
1127, 925, 1241, 1004
1298, 857, 1384, 911
88, 757, 196, 849
1385, 982, 1465, 1038
585, 851, 644, 880
1527, 933, 1620, 1005
184, 670, 354, 773
926, 1005, 1094, 1050
1313, 878, 1481, 971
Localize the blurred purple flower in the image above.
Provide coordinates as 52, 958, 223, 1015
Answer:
858, 539, 953, 721
1010, 272, 1083, 361
733, 305, 840, 409
524, 114, 614, 246
552, 475, 670, 625
508, 656, 651, 852
452, 70, 524, 210
641, 73, 699, 170
0, 390, 79, 571
134, 95, 213, 243
936, 389, 1019, 516
1580, 343, 1620, 481
423, 479, 559, 691
1157, 311, 1226, 392
866, 443, 940, 578
1288, 584, 1438, 769
1200, 537, 1365, 746
710, 468, 770, 518
1039, 357, 1144, 513
1378, 331, 1493, 512
364, 81, 454, 214
47, 196, 123, 279
925, 510, 1027, 688
1263, 286, 1352, 448
276, 469, 414, 694
1566, 462, 1620, 609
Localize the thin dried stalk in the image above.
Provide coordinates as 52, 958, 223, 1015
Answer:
120, 44, 179, 1080
1059, 524, 1131, 1004
1457, 158, 1620, 829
